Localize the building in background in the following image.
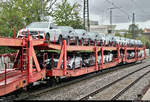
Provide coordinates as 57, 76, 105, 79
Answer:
90, 25, 116, 35
144, 28, 150, 33
143, 28, 150, 40
81, 19, 116, 35
90, 20, 99, 25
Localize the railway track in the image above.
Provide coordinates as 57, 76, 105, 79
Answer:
111, 69, 150, 100
0, 60, 148, 101
80, 64, 150, 100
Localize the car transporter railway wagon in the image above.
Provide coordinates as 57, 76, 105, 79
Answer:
0, 32, 146, 97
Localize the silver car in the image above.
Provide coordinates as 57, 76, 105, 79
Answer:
137, 40, 143, 47
57, 26, 77, 39
105, 35, 113, 46
87, 32, 99, 45
74, 29, 89, 45
112, 36, 121, 46
45, 26, 78, 45
97, 34, 105, 46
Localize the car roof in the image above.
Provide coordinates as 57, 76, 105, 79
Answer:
75, 29, 86, 31
31, 22, 52, 23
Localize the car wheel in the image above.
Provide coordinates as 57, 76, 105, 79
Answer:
80, 61, 83, 68
45, 33, 50, 41
76, 37, 79, 45
95, 39, 97, 46
58, 35, 63, 45
88, 39, 91, 46
81, 38, 84, 46
18, 36, 22, 39
72, 62, 75, 69
67, 36, 70, 45
67, 65, 71, 70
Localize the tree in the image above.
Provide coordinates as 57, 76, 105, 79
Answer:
52, 0, 84, 29
46, 0, 57, 16
136, 36, 150, 48
124, 33, 132, 39
0, 0, 57, 37
115, 32, 123, 37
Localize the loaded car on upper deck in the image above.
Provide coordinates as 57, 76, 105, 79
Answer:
74, 29, 90, 45
17, 22, 57, 39
56, 26, 78, 45
17, 22, 79, 45
87, 32, 100, 45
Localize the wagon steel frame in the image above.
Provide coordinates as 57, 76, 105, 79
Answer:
0, 35, 146, 96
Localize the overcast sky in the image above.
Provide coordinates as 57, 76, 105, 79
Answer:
69, 0, 150, 30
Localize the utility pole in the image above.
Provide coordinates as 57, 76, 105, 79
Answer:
110, 8, 112, 34
109, 7, 116, 35
132, 12, 135, 39
83, 0, 90, 31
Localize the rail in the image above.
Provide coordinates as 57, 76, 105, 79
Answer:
111, 69, 150, 100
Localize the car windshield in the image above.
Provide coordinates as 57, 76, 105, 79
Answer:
75, 30, 86, 34
26, 22, 49, 28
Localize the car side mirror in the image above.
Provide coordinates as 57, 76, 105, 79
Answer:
49, 27, 53, 29
69, 31, 72, 33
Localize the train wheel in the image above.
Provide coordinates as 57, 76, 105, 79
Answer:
23, 83, 33, 91
55, 76, 61, 83
49, 77, 61, 86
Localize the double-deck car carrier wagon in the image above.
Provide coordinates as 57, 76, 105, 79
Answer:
0, 33, 146, 96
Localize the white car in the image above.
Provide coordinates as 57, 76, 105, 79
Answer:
67, 56, 83, 69
97, 55, 102, 64
17, 22, 57, 39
